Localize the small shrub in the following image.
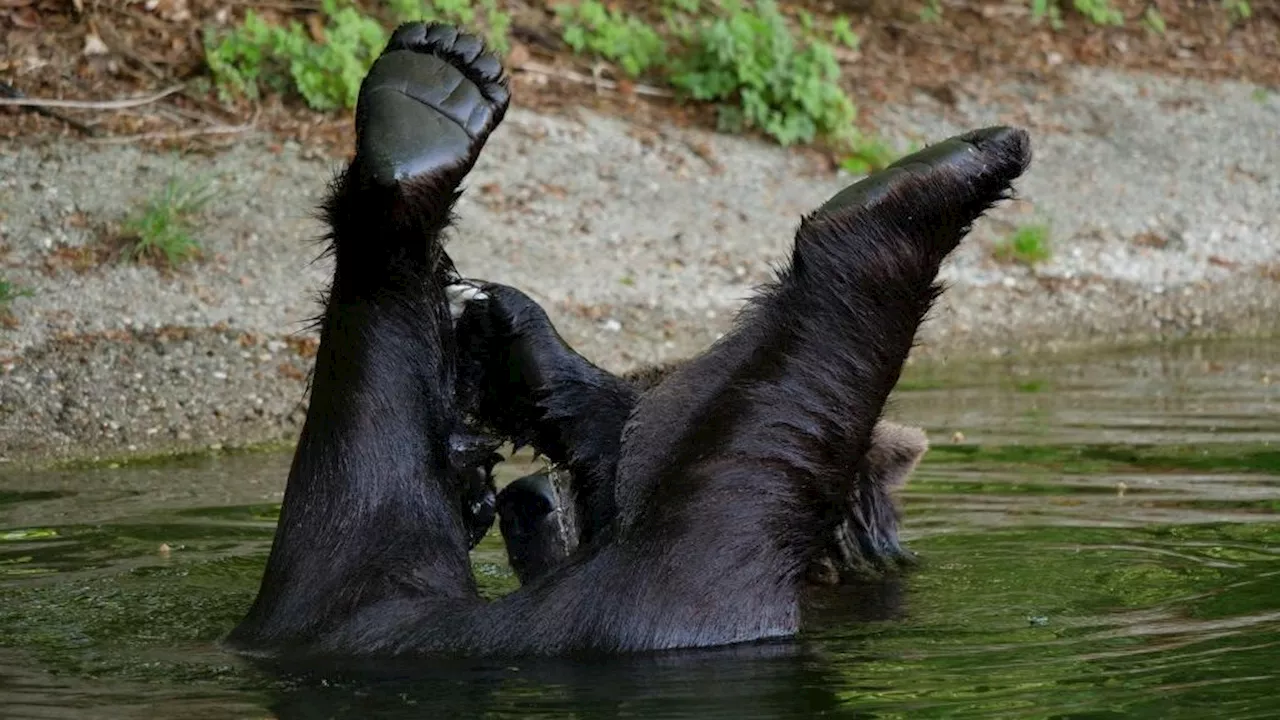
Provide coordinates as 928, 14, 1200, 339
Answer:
993, 224, 1052, 266
552, 0, 859, 148
668, 0, 858, 147
119, 179, 215, 268
390, 0, 512, 54
556, 1, 667, 77
205, 0, 386, 111
206, 1, 513, 110
1030, 0, 1124, 28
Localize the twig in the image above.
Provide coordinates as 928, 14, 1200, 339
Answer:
222, 0, 322, 9
881, 21, 971, 52
86, 123, 255, 145
0, 82, 98, 136
107, 52, 238, 125
515, 61, 675, 99
0, 85, 184, 110
94, 14, 167, 81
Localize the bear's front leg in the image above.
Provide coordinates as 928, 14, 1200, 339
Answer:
452, 282, 638, 545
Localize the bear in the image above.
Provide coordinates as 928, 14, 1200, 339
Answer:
224, 21, 1031, 659
450, 296, 930, 587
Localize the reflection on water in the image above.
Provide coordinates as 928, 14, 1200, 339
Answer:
0, 339, 1277, 719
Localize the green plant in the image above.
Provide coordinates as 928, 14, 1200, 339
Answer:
1223, 0, 1252, 23
1030, 0, 1123, 28
206, 0, 513, 110
668, 0, 858, 146
1075, 0, 1124, 24
829, 15, 860, 50
553, 0, 861, 148
390, 0, 512, 54
1142, 7, 1166, 34
206, 0, 386, 111
0, 276, 32, 313
919, 0, 944, 23
993, 223, 1052, 266
119, 178, 215, 268
839, 134, 901, 174
556, 1, 667, 77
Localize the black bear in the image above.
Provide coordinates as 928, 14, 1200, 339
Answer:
225, 22, 1031, 659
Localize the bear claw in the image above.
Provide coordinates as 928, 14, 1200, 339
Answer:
446, 281, 489, 323
355, 23, 510, 187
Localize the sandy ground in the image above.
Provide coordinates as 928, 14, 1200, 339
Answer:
0, 65, 1276, 466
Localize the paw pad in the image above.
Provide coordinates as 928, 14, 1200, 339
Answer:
356, 23, 511, 186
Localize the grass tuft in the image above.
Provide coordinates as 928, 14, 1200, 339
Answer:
0, 276, 33, 329
119, 178, 215, 268
839, 135, 911, 175
993, 223, 1053, 266
1031, 0, 1123, 29
0, 277, 31, 305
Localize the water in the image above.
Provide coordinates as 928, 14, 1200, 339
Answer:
1, 339, 1277, 719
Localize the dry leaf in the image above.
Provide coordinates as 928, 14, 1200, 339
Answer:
145, 0, 191, 22
9, 6, 38, 27
83, 32, 109, 56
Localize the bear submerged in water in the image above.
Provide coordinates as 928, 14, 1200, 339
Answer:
224, 22, 1032, 659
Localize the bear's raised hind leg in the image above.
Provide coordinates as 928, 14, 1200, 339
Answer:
227, 24, 511, 656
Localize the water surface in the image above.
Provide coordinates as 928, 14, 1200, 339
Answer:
1, 339, 1277, 719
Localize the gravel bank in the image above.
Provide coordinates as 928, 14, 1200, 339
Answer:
0, 66, 1276, 466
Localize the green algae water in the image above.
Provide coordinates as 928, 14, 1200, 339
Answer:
1, 339, 1277, 719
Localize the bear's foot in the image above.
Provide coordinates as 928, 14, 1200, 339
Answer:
355, 22, 510, 187
497, 470, 578, 585
816, 126, 1030, 218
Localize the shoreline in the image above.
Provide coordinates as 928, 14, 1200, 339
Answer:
1, 65, 1276, 468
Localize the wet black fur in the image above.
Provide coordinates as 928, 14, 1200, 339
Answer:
455, 287, 636, 545
226, 21, 1031, 660
458, 299, 926, 585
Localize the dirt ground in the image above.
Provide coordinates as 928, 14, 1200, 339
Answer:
0, 2, 1276, 467
3, 1, 1278, 149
